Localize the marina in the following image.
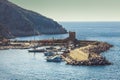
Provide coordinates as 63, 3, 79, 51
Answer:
0, 0, 120, 79
0, 31, 112, 65
0, 22, 120, 80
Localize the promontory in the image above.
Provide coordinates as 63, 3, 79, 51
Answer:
0, 0, 67, 38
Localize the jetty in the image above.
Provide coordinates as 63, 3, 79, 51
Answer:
62, 44, 112, 66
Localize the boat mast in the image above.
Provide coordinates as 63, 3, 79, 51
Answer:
33, 28, 36, 49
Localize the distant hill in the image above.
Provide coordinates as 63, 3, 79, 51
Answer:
0, 0, 67, 38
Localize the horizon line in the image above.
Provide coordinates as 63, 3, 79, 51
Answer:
58, 21, 120, 22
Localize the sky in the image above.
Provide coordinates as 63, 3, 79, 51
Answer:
10, 0, 120, 22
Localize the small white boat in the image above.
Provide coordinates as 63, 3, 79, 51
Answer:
46, 55, 62, 62
28, 48, 46, 53
44, 51, 55, 56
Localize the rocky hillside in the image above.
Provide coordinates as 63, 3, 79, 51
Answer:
0, 23, 13, 39
0, 0, 67, 38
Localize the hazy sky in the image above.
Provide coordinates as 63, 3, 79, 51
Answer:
10, 0, 120, 21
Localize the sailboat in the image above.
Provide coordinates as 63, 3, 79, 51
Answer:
28, 29, 46, 53
28, 48, 46, 52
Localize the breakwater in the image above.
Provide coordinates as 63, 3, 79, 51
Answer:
62, 41, 113, 66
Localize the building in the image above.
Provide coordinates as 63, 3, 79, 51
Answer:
0, 38, 10, 46
68, 31, 76, 41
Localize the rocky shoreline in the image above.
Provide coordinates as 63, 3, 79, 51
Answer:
62, 41, 113, 66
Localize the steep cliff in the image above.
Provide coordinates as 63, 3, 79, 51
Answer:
0, 0, 67, 38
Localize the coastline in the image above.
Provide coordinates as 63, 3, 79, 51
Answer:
0, 31, 113, 66
0, 39, 113, 66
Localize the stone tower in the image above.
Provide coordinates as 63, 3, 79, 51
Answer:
69, 31, 76, 41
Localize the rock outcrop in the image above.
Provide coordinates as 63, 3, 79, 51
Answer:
0, 0, 67, 38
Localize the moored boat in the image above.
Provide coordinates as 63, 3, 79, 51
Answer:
46, 55, 62, 62
28, 48, 46, 53
44, 51, 55, 56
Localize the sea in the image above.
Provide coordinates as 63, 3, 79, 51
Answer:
0, 22, 120, 80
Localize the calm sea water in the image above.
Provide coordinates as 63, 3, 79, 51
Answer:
0, 22, 120, 80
